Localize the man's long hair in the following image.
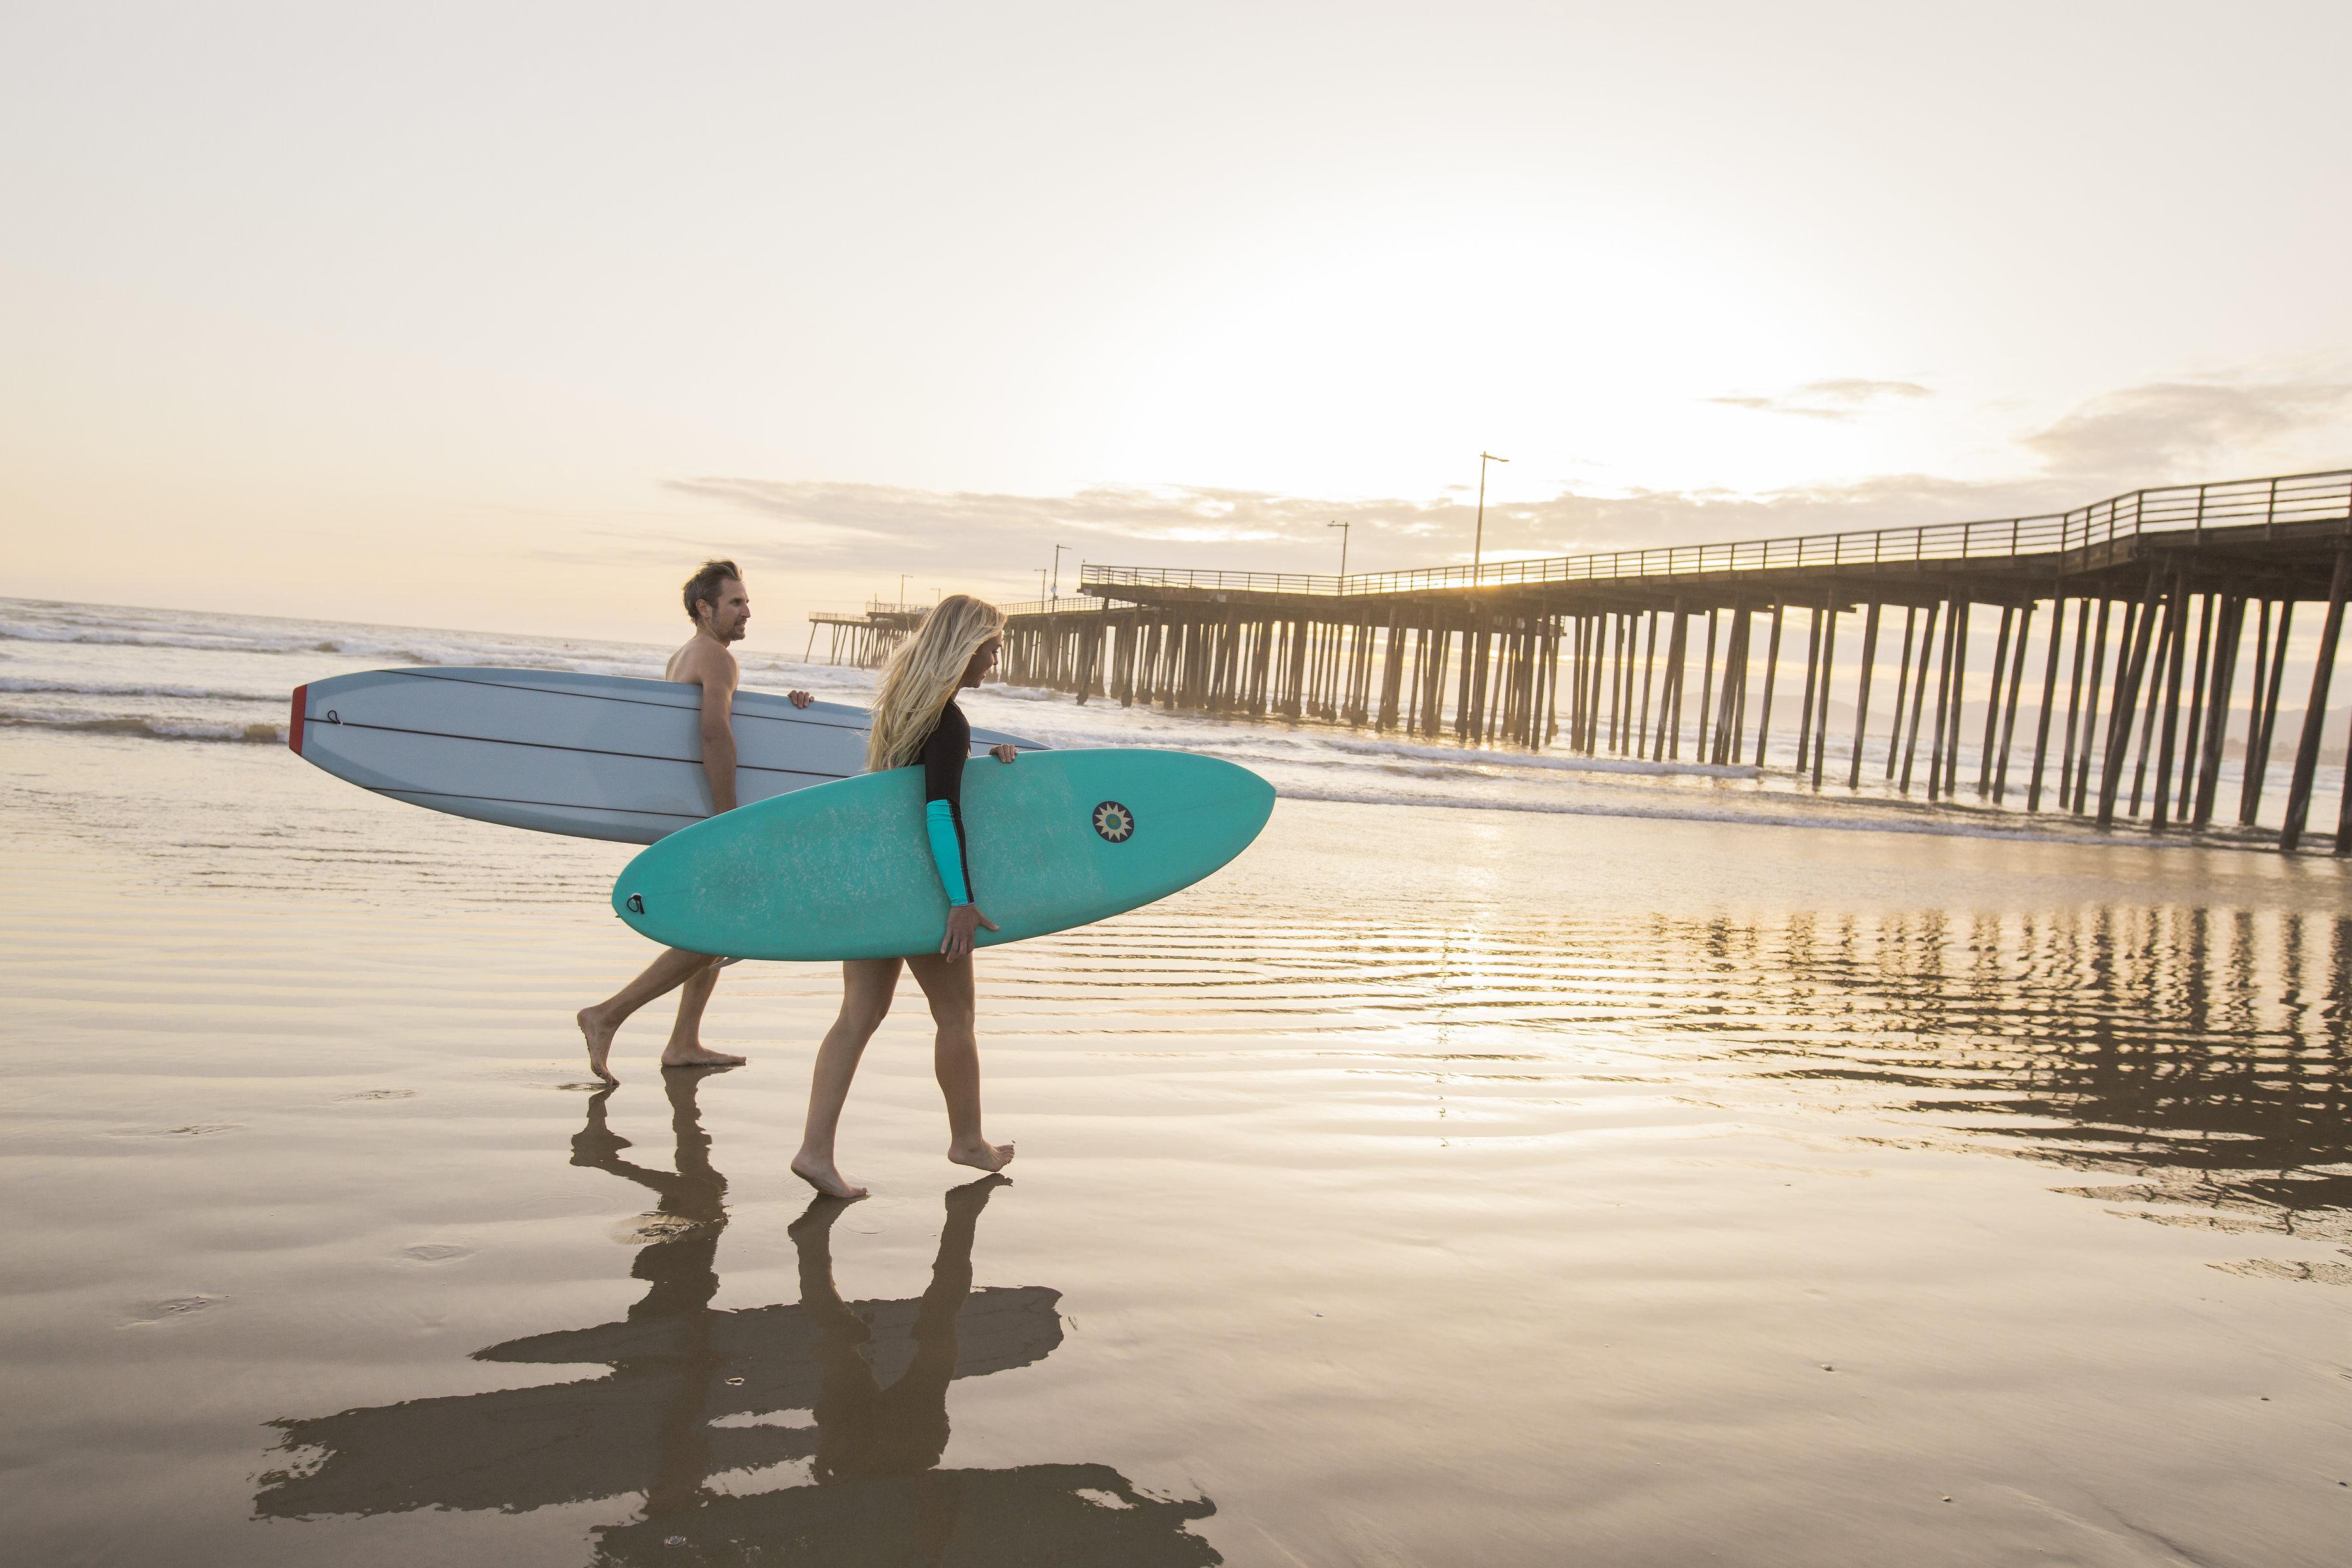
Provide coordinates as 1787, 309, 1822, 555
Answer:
864, 595, 1004, 773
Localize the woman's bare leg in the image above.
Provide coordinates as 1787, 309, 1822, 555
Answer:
792, 957, 900, 1198
659, 959, 743, 1070
577, 947, 724, 1085
907, 954, 1013, 1173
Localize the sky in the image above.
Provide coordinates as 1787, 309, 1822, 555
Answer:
5, 1, 2352, 645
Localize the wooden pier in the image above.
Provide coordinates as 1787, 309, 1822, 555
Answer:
804, 601, 931, 666
996, 468, 2352, 852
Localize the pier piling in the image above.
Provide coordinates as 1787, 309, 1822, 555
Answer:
967, 469, 2352, 851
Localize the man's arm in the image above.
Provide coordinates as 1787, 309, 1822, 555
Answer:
692, 651, 741, 815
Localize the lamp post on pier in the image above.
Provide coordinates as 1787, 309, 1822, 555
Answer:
1473, 451, 1510, 574
1052, 544, 1070, 600
1328, 519, 1350, 580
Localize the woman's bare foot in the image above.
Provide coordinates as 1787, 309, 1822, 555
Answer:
946, 1171, 1011, 1216
791, 1151, 868, 1199
788, 1193, 868, 1267
576, 1007, 620, 1085
947, 1137, 1015, 1173
661, 1043, 747, 1070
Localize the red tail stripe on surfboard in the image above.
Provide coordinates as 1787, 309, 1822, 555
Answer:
289, 685, 306, 755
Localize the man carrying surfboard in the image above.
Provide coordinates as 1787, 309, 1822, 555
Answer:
577, 560, 810, 1083
791, 594, 1020, 1199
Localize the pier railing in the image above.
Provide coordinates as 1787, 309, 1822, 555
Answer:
814, 600, 934, 621
998, 596, 1115, 617
1081, 468, 2352, 599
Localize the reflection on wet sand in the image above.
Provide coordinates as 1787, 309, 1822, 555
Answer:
1051, 900, 2352, 1234
255, 1071, 1218, 1564
1675, 905, 2352, 1233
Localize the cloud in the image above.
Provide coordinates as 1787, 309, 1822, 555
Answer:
1708, 378, 1934, 421
667, 476, 1360, 563
2023, 377, 2352, 477
666, 468, 2092, 591
666, 369, 2352, 595
661, 477, 1339, 601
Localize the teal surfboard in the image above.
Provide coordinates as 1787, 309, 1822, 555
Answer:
611, 749, 1275, 960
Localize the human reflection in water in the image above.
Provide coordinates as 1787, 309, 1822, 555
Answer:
590, 1181, 1220, 1567
797, 1181, 994, 1488
255, 1071, 1218, 1566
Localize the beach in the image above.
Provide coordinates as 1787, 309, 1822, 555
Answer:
5, 597, 2351, 1566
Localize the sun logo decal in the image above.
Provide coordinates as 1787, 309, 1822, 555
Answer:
1092, 800, 1135, 843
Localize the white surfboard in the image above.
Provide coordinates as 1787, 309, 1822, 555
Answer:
288, 667, 1046, 844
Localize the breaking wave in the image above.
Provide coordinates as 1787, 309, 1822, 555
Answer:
0, 599, 668, 677
0, 711, 286, 745
0, 676, 275, 702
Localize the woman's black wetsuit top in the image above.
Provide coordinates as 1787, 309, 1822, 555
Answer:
917, 700, 975, 906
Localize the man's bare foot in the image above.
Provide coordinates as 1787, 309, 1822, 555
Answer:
661, 1043, 747, 1070
791, 1151, 868, 1199
947, 1138, 1015, 1173
577, 1007, 619, 1085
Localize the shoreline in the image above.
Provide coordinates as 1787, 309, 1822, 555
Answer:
10, 593, 2352, 861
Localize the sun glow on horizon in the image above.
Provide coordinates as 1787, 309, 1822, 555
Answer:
4, 3, 2351, 642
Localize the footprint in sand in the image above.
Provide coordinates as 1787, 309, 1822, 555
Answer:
399, 1243, 474, 1264
122, 1294, 223, 1327
106, 1123, 242, 1139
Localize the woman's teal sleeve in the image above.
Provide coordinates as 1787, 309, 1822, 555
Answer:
924, 799, 972, 905
919, 701, 976, 906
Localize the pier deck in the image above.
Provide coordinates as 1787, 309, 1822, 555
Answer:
992, 468, 2352, 851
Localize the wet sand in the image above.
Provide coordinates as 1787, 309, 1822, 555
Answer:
4, 728, 2351, 1565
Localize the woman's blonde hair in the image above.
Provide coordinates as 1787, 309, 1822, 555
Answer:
864, 594, 1006, 772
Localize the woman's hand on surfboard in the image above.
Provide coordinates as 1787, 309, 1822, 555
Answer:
788, 690, 813, 708
941, 903, 998, 959
989, 744, 1018, 762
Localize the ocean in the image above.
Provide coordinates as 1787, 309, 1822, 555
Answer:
7, 594, 2334, 845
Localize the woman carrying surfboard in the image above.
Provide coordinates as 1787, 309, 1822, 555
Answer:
791, 595, 1019, 1200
